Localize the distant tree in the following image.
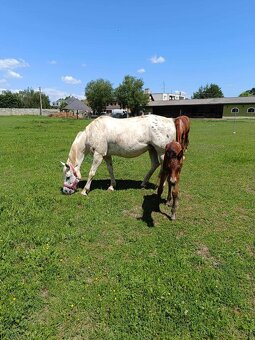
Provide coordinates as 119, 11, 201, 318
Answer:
59, 100, 67, 112
192, 83, 224, 99
115, 75, 149, 116
85, 79, 114, 114
239, 87, 255, 97
0, 91, 23, 108
18, 88, 50, 108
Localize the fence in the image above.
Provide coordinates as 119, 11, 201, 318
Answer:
0, 108, 59, 116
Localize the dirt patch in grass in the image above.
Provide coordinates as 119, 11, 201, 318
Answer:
196, 244, 221, 268
49, 111, 82, 119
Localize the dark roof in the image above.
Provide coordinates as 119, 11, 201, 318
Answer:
147, 96, 255, 107
64, 98, 92, 112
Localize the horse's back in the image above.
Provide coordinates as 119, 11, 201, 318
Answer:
84, 115, 176, 156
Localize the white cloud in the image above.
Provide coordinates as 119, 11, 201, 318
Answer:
7, 70, 22, 79
137, 68, 145, 74
43, 87, 84, 102
150, 55, 166, 64
0, 78, 7, 84
61, 75, 81, 85
0, 58, 29, 70
0, 87, 20, 94
48, 60, 57, 65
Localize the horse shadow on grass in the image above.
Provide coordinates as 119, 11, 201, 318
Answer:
77, 179, 156, 191
61, 180, 170, 227
59, 179, 155, 195
137, 194, 171, 228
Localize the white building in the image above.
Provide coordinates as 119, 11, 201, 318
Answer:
145, 89, 187, 101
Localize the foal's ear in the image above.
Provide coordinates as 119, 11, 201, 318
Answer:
177, 149, 184, 160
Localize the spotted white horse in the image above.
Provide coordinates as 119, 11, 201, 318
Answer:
61, 114, 176, 195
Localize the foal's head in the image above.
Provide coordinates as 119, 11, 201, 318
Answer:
164, 141, 183, 185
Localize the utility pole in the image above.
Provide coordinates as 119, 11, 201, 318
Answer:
39, 87, 42, 115
162, 81, 166, 93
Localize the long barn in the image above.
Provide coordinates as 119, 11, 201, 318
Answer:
146, 96, 255, 118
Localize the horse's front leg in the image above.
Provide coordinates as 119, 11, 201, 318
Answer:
81, 152, 103, 196
104, 156, 116, 191
170, 183, 179, 220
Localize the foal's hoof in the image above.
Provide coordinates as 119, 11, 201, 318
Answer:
107, 186, 115, 192
81, 190, 88, 196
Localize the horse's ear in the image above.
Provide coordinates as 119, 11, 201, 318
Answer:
60, 161, 70, 169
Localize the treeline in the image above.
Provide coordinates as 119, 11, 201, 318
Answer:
0, 88, 51, 108
85, 75, 149, 116
239, 88, 255, 97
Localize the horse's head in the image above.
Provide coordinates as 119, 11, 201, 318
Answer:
61, 161, 80, 195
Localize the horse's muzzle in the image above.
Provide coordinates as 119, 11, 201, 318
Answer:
62, 186, 76, 195
62, 178, 79, 195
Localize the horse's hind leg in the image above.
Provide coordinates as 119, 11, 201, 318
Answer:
141, 147, 160, 187
185, 130, 190, 151
104, 156, 116, 191
81, 151, 103, 196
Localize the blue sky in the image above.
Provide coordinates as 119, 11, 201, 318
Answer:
0, 0, 254, 102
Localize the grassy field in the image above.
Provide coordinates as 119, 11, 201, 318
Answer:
0, 115, 254, 339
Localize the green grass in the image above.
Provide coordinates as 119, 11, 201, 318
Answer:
0, 116, 254, 339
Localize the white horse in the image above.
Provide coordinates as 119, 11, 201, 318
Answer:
61, 114, 176, 195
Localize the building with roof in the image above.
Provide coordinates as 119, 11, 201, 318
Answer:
150, 92, 186, 101
146, 96, 255, 118
64, 98, 92, 113
144, 88, 187, 102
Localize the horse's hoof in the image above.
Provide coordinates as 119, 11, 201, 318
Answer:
81, 191, 88, 196
171, 214, 176, 220
107, 186, 114, 192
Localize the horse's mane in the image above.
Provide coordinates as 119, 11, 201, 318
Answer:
68, 131, 84, 166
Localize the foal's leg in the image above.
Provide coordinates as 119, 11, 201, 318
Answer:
104, 156, 116, 191
171, 183, 179, 220
166, 180, 172, 206
141, 147, 160, 187
81, 151, 103, 196
157, 171, 167, 199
